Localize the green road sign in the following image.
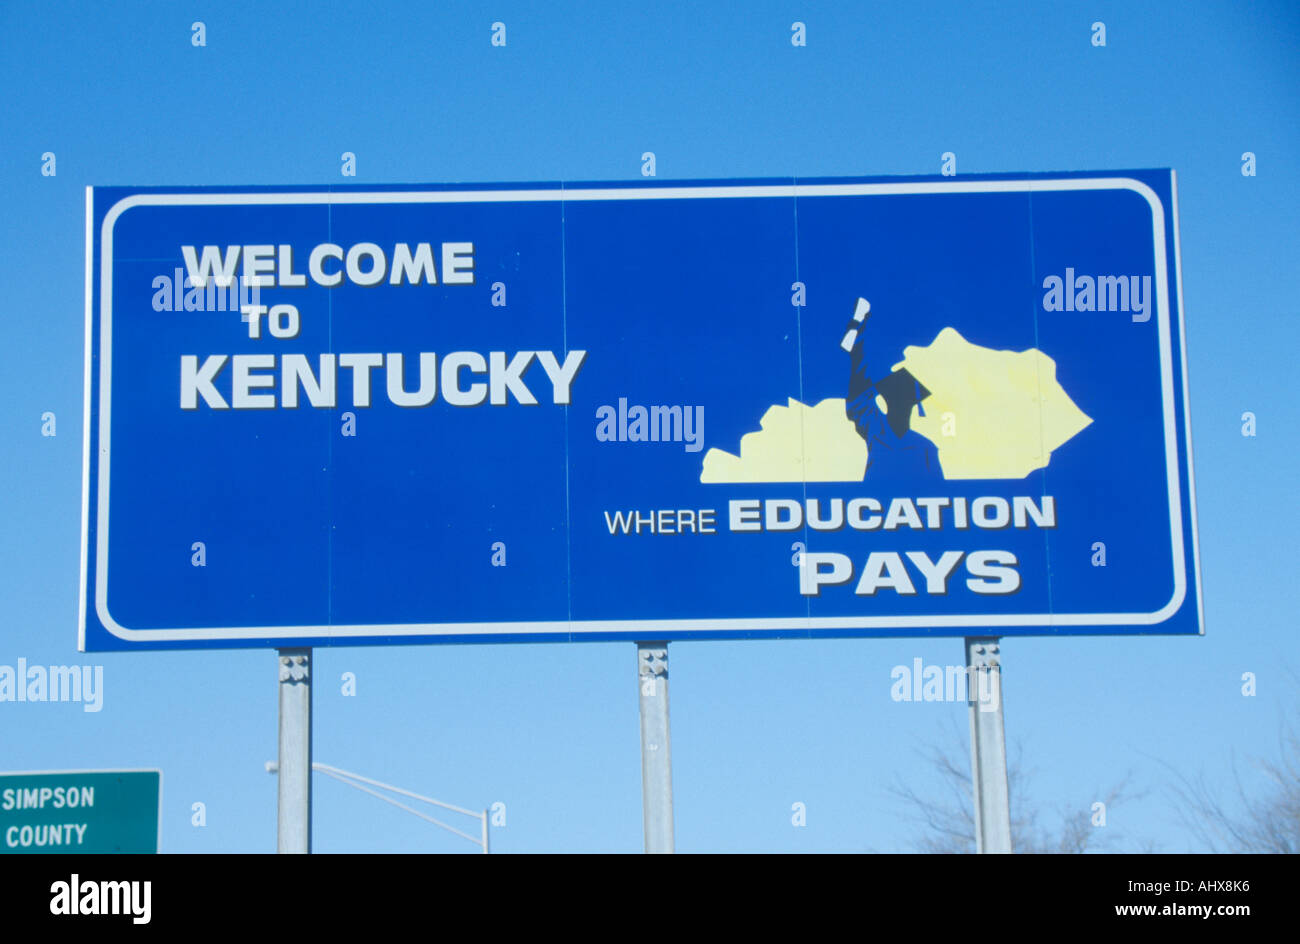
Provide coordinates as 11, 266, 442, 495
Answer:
0, 770, 160, 853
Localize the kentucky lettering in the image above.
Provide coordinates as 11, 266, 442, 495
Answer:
180, 350, 587, 409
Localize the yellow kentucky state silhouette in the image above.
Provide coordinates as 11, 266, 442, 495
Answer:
700, 397, 867, 483
895, 327, 1092, 479
699, 327, 1092, 483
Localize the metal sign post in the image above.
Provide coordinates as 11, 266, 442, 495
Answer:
965, 637, 1011, 854
637, 642, 674, 854
277, 648, 312, 854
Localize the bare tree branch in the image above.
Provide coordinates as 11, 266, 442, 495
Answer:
1165, 722, 1300, 854
890, 717, 1145, 853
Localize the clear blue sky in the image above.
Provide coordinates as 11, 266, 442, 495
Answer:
1, 0, 1297, 853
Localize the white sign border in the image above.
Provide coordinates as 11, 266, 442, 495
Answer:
82, 177, 1198, 644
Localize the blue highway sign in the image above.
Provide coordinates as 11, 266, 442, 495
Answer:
81, 172, 1202, 649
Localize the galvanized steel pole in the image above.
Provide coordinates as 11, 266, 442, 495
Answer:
965, 637, 1011, 854
277, 648, 312, 854
636, 642, 675, 853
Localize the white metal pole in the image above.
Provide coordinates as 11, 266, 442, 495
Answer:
965, 637, 1011, 854
481, 810, 490, 855
636, 642, 675, 854
277, 648, 312, 854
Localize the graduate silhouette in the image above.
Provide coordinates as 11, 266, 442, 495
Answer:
841, 297, 941, 479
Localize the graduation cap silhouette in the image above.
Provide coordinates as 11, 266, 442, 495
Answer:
842, 297, 931, 439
